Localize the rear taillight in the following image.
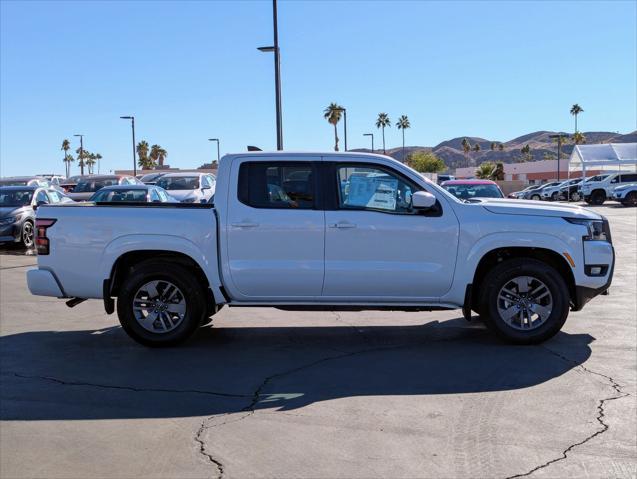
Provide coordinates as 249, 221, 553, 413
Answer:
35, 218, 57, 255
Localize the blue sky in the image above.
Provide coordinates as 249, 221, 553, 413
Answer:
1, 0, 635, 176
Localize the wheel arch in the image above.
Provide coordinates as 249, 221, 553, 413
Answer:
470, 246, 576, 312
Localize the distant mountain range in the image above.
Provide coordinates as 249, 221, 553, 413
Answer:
352, 130, 636, 172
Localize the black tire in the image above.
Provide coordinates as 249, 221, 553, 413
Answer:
590, 190, 606, 205
623, 191, 637, 207
550, 192, 559, 201
479, 258, 570, 344
530, 194, 541, 201
21, 220, 34, 249
116, 260, 206, 347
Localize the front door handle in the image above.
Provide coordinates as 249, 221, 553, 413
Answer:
231, 222, 259, 228
329, 222, 357, 229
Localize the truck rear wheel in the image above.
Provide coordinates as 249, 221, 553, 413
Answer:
480, 258, 569, 344
116, 261, 206, 347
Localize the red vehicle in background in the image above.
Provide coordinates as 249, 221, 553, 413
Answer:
440, 179, 505, 201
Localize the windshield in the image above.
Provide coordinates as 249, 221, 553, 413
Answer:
0, 189, 33, 206
91, 189, 148, 202
443, 184, 503, 199
156, 176, 199, 190
74, 178, 119, 193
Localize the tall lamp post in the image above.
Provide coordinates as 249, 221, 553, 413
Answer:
208, 138, 220, 165
73, 134, 84, 175
120, 116, 137, 176
334, 107, 347, 151
363, 133, 374, 153
257, 0, 283, 150
549, 133, 567, 182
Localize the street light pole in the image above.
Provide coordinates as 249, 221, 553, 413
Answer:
208, 138, 220, 164
258, 0, 283, 150
73, 134, 84, 175
549, 133, 566, 182
120, 116, 136, 176
364, 133, 374, 153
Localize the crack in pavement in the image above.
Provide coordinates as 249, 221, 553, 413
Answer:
8, 372, 251, 399
194, 342, 416, 478
505, 346, 630, 479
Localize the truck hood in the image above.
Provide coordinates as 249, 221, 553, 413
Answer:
476, 198, 601, 220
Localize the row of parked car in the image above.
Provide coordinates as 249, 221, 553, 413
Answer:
0, 172, 217, 249
509, 172, 637, 206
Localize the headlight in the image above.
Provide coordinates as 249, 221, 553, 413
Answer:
0, 216, 18, 225
564, 217, 609, 242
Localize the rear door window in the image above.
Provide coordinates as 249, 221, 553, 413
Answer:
238, 162, 316, 209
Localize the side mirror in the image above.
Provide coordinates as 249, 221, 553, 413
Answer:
201, 185, 211, 191
411, 191, 436, 210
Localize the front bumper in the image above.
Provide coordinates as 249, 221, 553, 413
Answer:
573, 256, 614, 310
0, 223, 20, 243
27, 269, 65, 297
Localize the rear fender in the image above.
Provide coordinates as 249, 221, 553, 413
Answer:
100, 234, 225, 304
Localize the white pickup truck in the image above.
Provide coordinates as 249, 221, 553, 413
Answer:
27, 152, 614, 346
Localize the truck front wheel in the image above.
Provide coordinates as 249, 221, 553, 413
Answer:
480, 258, 569, 344
117, 261, 206, 347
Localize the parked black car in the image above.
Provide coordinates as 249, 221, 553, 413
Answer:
0, 186, 71, 248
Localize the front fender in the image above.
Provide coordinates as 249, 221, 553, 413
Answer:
100, 234, 224, 303
441, 232, 578, 306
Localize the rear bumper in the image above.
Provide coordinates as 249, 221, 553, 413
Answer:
27, 269, 65, 297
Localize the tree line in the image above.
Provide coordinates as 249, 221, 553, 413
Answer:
60, 139, 102, 177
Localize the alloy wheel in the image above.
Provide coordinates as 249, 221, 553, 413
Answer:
132, 280, 187, 333
22, 222, 34, 248
497, 276, 553, 331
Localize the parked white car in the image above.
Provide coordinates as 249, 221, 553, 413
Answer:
155, 172, 216, 203
611, 183, 637, 206
541, 179, 582, 201
27, 152, 614, 347
580, 172, 637, 205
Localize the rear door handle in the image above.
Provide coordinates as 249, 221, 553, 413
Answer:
329, 222, 357, 229
231, 222, 259, 228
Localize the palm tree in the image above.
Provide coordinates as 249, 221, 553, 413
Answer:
61, 139, 71, 177
376, 113, 391, 154
136, 141, 152, 169
150, 145, 168, 167
323, 103, 343, 151
75, 147, 86, 175
461, 138, 471, 166
475, 162, 496, 179
498, 143, 504, 151
63, 154, 74, 178
85, 152, 96, 174
570, 104, 584, 133
95, 153, 102, 173
395, 115, 411, 162
573, 131, 586, 145
473, 143, 481, 152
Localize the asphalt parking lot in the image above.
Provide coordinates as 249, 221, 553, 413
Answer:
0, 204, 635, 479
